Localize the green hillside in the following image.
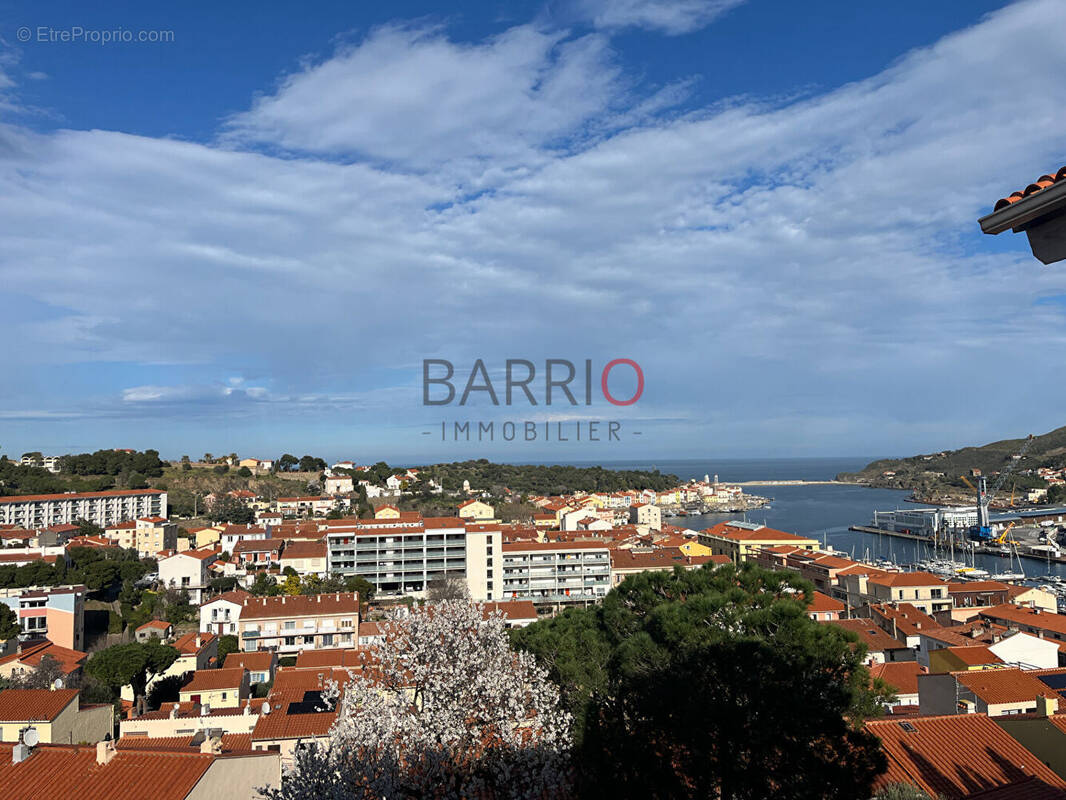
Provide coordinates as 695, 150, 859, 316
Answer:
838, 425, 1066, 502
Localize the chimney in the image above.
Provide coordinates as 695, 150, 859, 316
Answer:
11, 743, 29, 765
200, 735, 222, 755
195, 635, 202, 648
96, 739, 116, 765
1038, 694, 1058, 718
169, 703, 179, 719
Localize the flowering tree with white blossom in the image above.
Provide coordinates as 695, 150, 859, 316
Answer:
262, 600, 573, 800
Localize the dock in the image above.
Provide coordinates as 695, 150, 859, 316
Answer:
849, 525, 1066, 566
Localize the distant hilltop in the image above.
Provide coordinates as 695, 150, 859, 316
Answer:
837, 425, 1066, 505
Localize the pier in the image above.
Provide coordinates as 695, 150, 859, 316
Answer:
849, 525, 1066, 566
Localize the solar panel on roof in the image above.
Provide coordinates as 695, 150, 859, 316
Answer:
1039, 674, 1066, 691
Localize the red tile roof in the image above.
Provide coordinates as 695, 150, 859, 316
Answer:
994, 166, 1066, 212
866, 714, 1066, 798
116, 733, 254, 754
136, 619, 172, 632
0, 743, 218, 800
867, 571, 946, 588
502, 540, 610, 553
943, 644, 1003, 667
292, 649, 366, 669
172, 632, 215, 656
0, 489, 164, 504
278, 539, 327, 560
0, 641, 87, 675
869, 661, 927, 696
273, 667, 353, 692
807, 591, 845, 614
223, 651, 274, 672
202, 589, 250, 607
954, 667, 1054, 705
701, 521, 813, 542
0, 688, 78, 721
980, 604, 1066, 637
823, 619, 907, 654
180, 668, 246, 693
239, 592, 359, 620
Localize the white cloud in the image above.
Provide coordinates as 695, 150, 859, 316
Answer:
2, 0, 1066, 456
224, 23, 622, 174
576, 0, 746, 34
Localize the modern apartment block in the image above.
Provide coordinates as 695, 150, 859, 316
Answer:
501, 541, 611, 604
105, 516, 178, 558
0, 489, 167, 529
325, 517, 501, 600
0, 585, 86, 650
238, 592, 360, 654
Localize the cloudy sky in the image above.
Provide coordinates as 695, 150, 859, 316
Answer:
0, 0, 1064, 464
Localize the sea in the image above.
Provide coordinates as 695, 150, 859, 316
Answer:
535, 457, 1066, 581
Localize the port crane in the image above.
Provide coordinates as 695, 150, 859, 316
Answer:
961, 434, 1036, 542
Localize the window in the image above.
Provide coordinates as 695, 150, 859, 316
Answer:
284, 636, 296, 646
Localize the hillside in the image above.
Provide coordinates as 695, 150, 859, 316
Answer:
837, 425, 1066, 502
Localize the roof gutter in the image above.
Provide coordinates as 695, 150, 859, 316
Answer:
979, 180, 1066, 235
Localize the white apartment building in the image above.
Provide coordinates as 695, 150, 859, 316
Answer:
501, 541, 611, 605
0, 489, 166, 529
238, 593, 360, 654
200, 589, 252, 636
158, 548, 219, 604
325, 517, 501, 600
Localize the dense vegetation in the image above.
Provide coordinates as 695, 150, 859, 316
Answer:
0, 545, 151, 593
838, 425, 1066, 500
512, 563, 888, 799
412, 459, 679, 495
0, 449, 165, 497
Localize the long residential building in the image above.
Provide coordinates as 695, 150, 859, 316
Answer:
325, 517, 501, 600
501, 541, 611, 604
0, 489, 166, 529
238, 592, 360, 654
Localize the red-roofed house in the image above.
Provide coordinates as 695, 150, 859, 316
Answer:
0, 740, 280, 799
158, 548, 220, 604
807, 591, 844, 621
0, 688, 111, 744
178, 668, 250, 709
919, 667, 1063, 717
866, 713, 1066, 799
134, 619, 174, 642
697, 521, 819, 563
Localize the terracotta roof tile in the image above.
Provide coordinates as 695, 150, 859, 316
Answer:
239, 592, 359, 620
869, 661, 927, 696
994, 166, 1066, 211
0, 489, 164, 504
0, 743, 217, 800
180, 668, 246, 693
223, 651, 275, 672
0, 688, 78, 721
866, 714, 1066, 798
954, 667, 1053, 705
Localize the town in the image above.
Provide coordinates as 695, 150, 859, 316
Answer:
1, 447, 1066, 797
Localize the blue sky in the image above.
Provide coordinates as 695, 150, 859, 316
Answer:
1, 0, 1064, 463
